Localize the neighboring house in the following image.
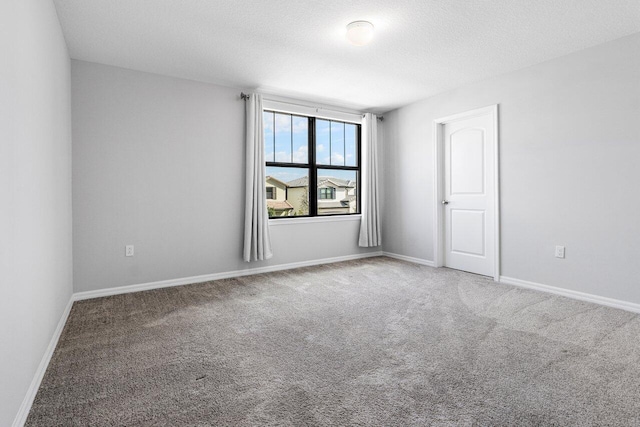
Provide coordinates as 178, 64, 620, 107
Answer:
286, 176, 357, 215
317, 176, 357, 214
286, 176, 310, 215
265, 176, 294, 217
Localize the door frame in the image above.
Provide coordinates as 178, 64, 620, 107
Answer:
433, 104, 500, 281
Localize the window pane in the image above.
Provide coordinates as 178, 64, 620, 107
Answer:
274, 113, 292, 163
316, 119, 331, 165
266, 166, 309, 217
263, 111, 274, 162
292, 116, 308, 164
345, 124, 357, 166
317, 169, 358, 216
330, 121, 345, 166
266, 187, 275, 199
318, 187, 336, 199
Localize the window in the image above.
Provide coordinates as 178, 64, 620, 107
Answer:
264, 110, 360, 218
266, 187, 276, 199
318, 187, 335, 200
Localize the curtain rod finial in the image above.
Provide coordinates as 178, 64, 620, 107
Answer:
240, 92, 250, 100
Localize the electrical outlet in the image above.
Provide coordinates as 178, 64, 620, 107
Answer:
125, 245, 134, 257
555, 245, 565, 259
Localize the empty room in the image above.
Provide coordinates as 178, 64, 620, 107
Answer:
2, 0, 640, 425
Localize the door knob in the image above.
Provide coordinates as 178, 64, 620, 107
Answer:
442, 200, 449, 205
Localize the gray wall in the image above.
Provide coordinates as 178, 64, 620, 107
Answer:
381, 33, 640, 304
0, 0, 73, 425
72, 61, 378, 293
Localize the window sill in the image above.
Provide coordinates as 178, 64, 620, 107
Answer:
269, 214, 362, 226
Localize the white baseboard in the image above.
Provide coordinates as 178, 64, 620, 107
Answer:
382, 254, 640, 314
12, 297, 74, 427
499, 276, 640, 314
382, 252, 436, 267
74, 251, 384, 301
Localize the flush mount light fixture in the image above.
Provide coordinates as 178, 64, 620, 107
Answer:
346, 21, 374, 46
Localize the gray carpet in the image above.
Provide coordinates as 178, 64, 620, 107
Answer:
26, 257, 640, 426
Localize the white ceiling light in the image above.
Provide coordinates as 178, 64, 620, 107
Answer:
346, 21, 374, 46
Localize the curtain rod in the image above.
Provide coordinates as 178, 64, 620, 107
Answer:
239, 92, 383, 120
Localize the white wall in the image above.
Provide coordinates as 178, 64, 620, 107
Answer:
0, 1, 73, 425
72, 61, 378, 293
381, 33, 640, 304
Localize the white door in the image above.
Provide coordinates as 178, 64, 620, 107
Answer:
442, 110, 497, 277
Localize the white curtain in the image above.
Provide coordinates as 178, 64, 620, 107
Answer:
359, 113, 382, 247
243, 93, 273, 262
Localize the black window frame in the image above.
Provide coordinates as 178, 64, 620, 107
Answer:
264, 110, 361, 219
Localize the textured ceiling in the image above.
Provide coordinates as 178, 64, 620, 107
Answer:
53, 0, 640, 113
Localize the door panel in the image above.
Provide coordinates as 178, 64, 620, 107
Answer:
443, 112, 495, 276
450, 209, 485, 256
450, 129, 485, 195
